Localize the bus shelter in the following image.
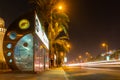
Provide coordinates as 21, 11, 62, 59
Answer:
3, 11, 49, 72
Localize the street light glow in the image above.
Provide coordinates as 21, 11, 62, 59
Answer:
67, 44, 70, 48
58, 5, 63, 10
56, 2, 66, 12
102, 43, 106, 47
101, 43, 108, 52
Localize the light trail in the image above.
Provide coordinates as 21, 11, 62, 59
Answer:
66, 60, 120, 67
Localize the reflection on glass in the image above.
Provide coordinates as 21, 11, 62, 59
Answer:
14, 34, 33, 71
7, 52, 12, 56
7, 43, 12, 49
9, 32, 17, 40
34, 38, 49, 71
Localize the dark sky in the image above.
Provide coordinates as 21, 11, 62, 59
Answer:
67, 0, 120, 61
0, 0, 31, 27
0, 0, 120, 62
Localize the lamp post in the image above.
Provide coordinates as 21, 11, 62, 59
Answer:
102, 43, 110, 61
78, 55, 82, 63
102, 43, 109, 54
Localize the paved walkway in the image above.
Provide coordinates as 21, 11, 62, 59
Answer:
0, 67, 69, 80
37, 67, 68, 80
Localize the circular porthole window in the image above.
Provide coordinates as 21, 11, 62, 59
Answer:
7, 52, 12, 56
23, 42, 28, 47
7, 43, 12, 49
19, 19, 30, 30
9, 32, 17, 40
9, 59, 13, 63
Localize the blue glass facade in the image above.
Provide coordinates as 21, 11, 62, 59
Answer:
14, 34, 33, 71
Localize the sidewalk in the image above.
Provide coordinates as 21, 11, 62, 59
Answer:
37, 67, 69, 80
0, 67, 69, 80
0, 69, 11, 73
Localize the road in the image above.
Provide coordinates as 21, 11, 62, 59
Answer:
63, 66, 120, 80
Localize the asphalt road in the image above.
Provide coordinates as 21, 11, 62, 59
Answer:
63, 66, 120, 80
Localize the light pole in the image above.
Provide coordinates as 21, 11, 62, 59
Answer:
78, 55, 82, 63
102, 43, 109, 54
102, 43, 110, 61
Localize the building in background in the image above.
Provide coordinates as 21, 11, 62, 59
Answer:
0, 17, 7, 69
0, 18, 6, 63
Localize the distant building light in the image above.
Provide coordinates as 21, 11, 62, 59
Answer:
106, 56, 110, 61
101, 53, 105, 56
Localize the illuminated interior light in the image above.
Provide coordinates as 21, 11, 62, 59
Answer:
9, 32, 17, 40
19, 19, 30, 30
7, 52, 12, 56
9, 59, 13, 63
7, 43, 12, 49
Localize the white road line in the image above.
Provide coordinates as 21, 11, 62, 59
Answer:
62, 68, 69, 80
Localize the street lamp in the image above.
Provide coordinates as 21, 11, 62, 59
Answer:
102, 43, 110, 61
102, 43, 109, 54
58, 5, 63, 10
56, 1, 66, 12
78, 55, 82, 63
79, 56, 82, 59
67, 44, 70, 48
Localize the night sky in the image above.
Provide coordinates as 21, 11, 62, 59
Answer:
0, 0, 120, 62
67, 0, 120, 61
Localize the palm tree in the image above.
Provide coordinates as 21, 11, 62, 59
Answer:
51, 10, 69, 36
49, 11, 70, 67
28, 0, 70, 67
110, 50, 120, 60
28, 0, 69, 34
28, 0, 61, 26
53, 37, 70, 67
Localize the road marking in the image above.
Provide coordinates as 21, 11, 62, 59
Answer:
62, 68, 69, 80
